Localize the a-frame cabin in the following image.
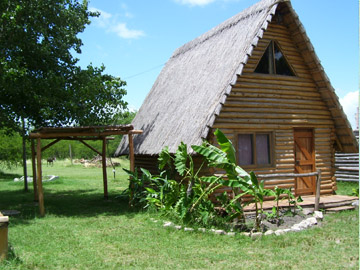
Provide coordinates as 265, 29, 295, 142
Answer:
116, 0, 358, 196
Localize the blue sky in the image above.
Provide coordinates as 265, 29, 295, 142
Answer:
76, 0, 359, 128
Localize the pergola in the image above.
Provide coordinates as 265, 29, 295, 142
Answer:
29, 125, 142, 217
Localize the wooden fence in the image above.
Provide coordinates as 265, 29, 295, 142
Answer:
335, 130, 359, 182
335, 153, 359, 182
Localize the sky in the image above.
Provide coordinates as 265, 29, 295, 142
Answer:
76, 0, 359, 129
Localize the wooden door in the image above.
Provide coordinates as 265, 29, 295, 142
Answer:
294, 129, 315, 195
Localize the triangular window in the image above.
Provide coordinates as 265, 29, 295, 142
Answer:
255, 41, 295, 76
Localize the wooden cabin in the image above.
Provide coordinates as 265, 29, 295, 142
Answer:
116, 0, 358, 197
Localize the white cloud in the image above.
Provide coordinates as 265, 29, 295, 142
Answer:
89, 6, 144, 39
111, 23, 145, 39
175, 0, 216, 6
339, 90, 359, 130
89, 7, 112, 28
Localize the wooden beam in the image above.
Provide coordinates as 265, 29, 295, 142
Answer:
44, 137, 115, 141
41, 139, 62, 152
79, 139, 102, 156
36, 138, 45, 217
129, 130, 143, 135
30, 130, 135, 139
102, 137, 108, 199
31, 139, 38, 202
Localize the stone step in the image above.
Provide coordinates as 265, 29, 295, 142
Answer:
325, 205, 356, 213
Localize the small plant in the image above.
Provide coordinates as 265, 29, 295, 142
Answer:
283, 188, 303, 215
266, 186, 287, 225
351, 187, 359, 197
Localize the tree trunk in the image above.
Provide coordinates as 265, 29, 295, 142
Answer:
69, 144, 73, 165
22, 117, 28, 192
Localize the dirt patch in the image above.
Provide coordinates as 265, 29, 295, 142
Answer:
243, 208, 321, 232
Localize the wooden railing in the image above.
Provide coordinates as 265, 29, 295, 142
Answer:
257, 169, 322, 211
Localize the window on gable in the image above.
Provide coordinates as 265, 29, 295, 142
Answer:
255, 41, 295, 76
237, 132, 273, 167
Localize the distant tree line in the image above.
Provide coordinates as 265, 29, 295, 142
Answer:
0, 111, 136, 168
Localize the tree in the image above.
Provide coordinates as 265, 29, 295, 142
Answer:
0, 0, 128, 190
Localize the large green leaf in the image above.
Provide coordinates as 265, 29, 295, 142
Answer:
174, 142, 188, 176
192, 144, 228, 165
140, 168, 152, 181
235, 165, 250, 177
214, 129, 237, 164
200, 176, 221, 184
220, 178, 249, 189
158, 146, 172, 170
249, 171, 259, 187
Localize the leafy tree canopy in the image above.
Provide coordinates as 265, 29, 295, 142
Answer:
0, 0, 128, 132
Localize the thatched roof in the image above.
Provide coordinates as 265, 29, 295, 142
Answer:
116, 0, 358, 156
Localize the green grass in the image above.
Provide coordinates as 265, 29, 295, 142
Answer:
336, 181, 359, 196
0, 160, 358, 269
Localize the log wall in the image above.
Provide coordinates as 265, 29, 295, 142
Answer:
213, 18, 336, 195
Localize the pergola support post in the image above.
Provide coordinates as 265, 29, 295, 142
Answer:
31, 139, 38, 202
102, 137, 108, 199
129, 133, 135, 172
36, 138, 45, 217
128, 133, 135, 205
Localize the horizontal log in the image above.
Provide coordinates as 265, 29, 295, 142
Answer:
226, 96, 325, 106
258, 171, 319, 178
218, 112, 331, 120
215, 118, 334, 126
223, 101, 328, 111
335, 174, 359, 179
232, 81, 319, 92
240, 73, 314, 84
335, 153, 359, 157
230, 92, 322, 103
231, 86, 320, 97
221, 107, 331, 117
336, 178, 359, 182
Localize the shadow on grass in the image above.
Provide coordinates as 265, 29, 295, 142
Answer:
3, 244, 23, 266
0, 173, 139, 227
0, 171, 22, 181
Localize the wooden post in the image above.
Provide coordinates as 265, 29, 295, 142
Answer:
31, 139, 38, 202
36, 138, 45, 217
314, 169, 321, 211
129, 133, 135, 172
102, 137, 108, 199
128, 133, 135, 206
0, 216, 9, 261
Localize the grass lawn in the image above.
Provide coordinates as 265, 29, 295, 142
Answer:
0, 160, 358, 269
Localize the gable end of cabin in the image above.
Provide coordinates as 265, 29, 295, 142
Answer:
213, 3, 337, 196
